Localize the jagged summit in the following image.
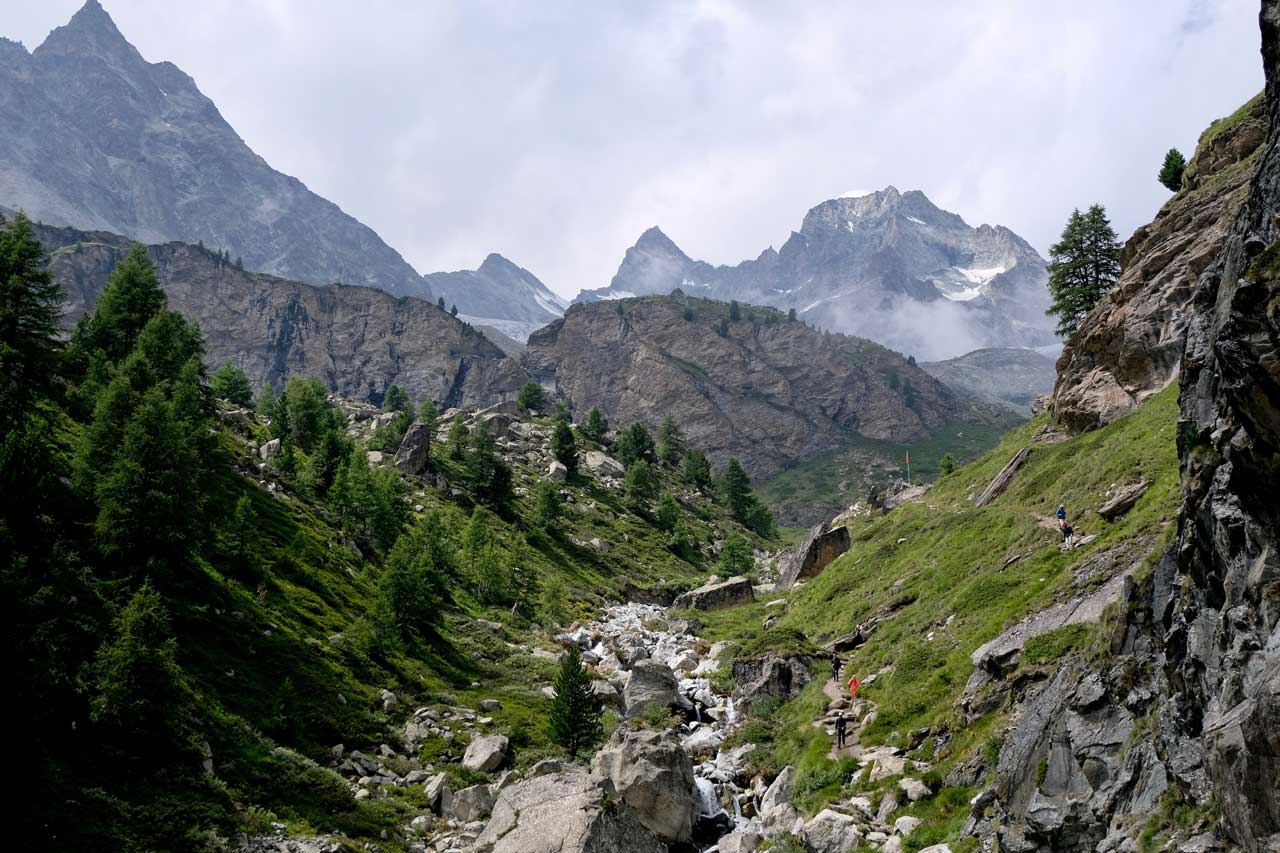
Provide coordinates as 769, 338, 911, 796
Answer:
576, 187, 1056, 359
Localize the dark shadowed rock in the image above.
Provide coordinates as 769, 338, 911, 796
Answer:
778, 522, 851, 589
672, 575, 756, 611
393, 422, 432, 475
623, 660, 680, 717
733, 653, 813, 712
1096, 481, 1150, 521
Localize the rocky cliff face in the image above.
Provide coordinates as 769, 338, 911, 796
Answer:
524, 294, 1006, 479
1051, 93, 1267, 433
577, 188, 1057, 360
36, 222, 527, 407
984, 6, 1280, 850
0, 1, 427, 297
423, 254, 567, 342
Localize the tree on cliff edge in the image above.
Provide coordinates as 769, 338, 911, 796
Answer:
1046, 204, 1121, 338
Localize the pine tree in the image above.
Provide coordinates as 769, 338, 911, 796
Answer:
729, 300, 741, 322
656, 492, 680, 532
450, 304, 458, 317
517, 381, 545, 412
939, 453, 956, 476
683, 448, 712, 491
657, 416, 685, 465
720, 458, 753, 521
0, 212, 64, 425
210, 361, 253, 406
466, 423, 513, 507
437, 296, 446, 310
532, 479, 563, 531
579, 407, 609, 444
71, 243, 166, 366
547, 646, 603, 756
552, 417, 578, 475
787, 307, 797, 321
1158, 148, 1187, 192
618, 422, 655, 468
719, 531, 753, 575
257, 382, 278, 420
624, 459, 658, 509
1046, 204, 1121, 337
383, 384, 410, 413
376, 510, 453, 638
418, 399, 438, 431
446, 418, 469, 460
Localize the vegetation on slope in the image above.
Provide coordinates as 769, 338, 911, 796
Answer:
697, 385, 1181, 848
2, 215, 774, 851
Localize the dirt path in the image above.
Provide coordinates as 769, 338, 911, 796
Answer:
817, 677, 871, 761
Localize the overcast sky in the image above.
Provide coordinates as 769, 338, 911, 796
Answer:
6, 0, 1264, 298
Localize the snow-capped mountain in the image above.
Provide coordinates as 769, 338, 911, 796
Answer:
576, 186, 1057, 360
424, 253, 568, 342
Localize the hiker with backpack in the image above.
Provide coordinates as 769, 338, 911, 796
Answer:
835, 711, 848, 748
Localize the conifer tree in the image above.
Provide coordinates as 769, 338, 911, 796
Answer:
618, 422, 656, 468
418, 399, 438, 431
517, 381, 545, 412
210, 361, 253, 406
719, 531, 753, 575
532, 479, 563, 531
547, 646, 603, 756
71, 243, 166, 366
383, 384, 410, 413
656, 492, 680, 532
376, 510, 453, 638
446, 417, 469, 460
1046, 204, 1121, 337
657, 416, 685, 465
256, 382, 278, 420
683, 448, 712, 491
466, 422, 513, 507
729, 300, 741, 322
1158, 148, 1187, 192
552, 417, 578, 475
0, 212, 63, 424
624, 459, 658, 509
437, 296, 446, 310
720, 458, 753, 521
579, 407, 609, 444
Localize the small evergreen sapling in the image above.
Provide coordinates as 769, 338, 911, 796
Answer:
1157, 148, 1186, 192
547, 646, 603, 756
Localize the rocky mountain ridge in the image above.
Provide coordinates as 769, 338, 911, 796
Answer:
524, 293, 1013, 481
920, 347, 1058, 414
35, 220, 528, 408
577, 188, 1057, 361
0, 1, 430, 297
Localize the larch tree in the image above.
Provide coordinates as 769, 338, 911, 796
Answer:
1045, 204, 1121, 337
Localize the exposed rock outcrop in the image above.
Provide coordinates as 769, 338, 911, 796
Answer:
777, 522, 851, 589
34, 222, 528, 407
1096, 481, 1150, 521
525, 294, 1011, 480
472, 766, 667, 853
590, 727, 697, 843
732, 653, 814, 712
623, 659, 681, 717
672, 575, 755, 611
1051, 92, 1267, 433
921, 347, 1058, 413
974, 447, 1030, 507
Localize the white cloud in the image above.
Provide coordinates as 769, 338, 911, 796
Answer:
4, 0, 1263, 298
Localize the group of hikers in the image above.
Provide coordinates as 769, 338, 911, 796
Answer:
831, 654, 860, 749
1057, 503, 1077, 548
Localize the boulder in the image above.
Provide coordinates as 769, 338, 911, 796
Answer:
590, 679, 623, 709
591, 727, 696, 843
393, 422, 432, 475
584, 450, 625, 476
777, 521, 851, 589
474, 766, 666, 853
424, 772, 453, 814
365, 449, 384, 465
672, 575, 755, 611
760, 766, 796, 814
449, 783, 496, 822
803, 808, 865, 853
899, 777, 931, 801
718, 829, 764, 852
895, 815, 923, 837
547, 460, 569, 481
1096, 481, 1150, 521
623, 660, 680, 717
462, 734, 509, 772
682, 726, 725, 758
259, 438, 281, 460
733, 652, 813, 712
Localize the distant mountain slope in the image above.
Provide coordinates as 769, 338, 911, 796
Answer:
577, 187, 1056, 360
34, 221, 527, 407
920, 347, 1057, 413
424, 254, 567, 341
524, 293, 1013, 482
0, 1, 427, 297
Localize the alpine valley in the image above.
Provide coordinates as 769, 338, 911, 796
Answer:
2, 3, 1277, 853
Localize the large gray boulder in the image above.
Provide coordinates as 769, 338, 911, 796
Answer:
733, 653, 813, 713
473, 766, 666, 853
623, 660, 680, 717
778, 521, 851, 588
803, 808, 865, 853
393, 422, 432, 475
462, 734, 509, 772
590, 727, 696, 843
672, 575, 755, 611
449, 783, 496, 823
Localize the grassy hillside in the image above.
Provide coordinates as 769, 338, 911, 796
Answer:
692, 385, 1181, 848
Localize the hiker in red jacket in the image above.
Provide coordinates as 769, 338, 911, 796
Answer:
848, 674, 862, 701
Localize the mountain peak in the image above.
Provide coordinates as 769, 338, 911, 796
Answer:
38, 0, 135, 59
634, 226, 685, 256
478, 252, 522, 276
